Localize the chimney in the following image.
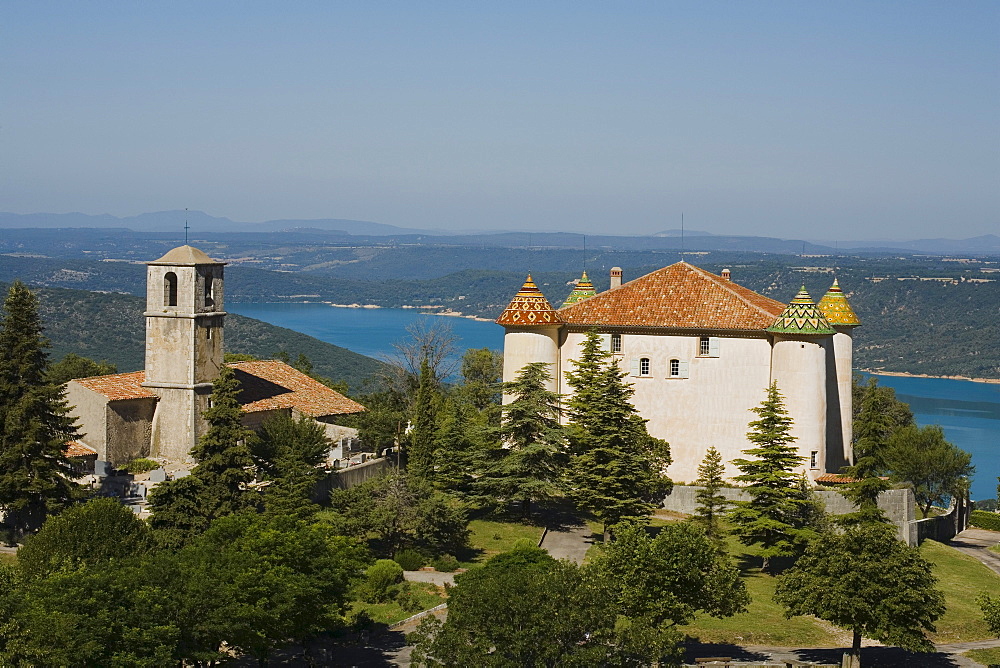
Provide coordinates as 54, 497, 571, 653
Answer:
610, 267, 622, 289
721, 268, 731, 281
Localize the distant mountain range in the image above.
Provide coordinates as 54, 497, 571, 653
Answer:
1, 211, 997, 256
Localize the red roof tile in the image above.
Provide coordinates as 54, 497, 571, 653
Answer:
73, 371, 155, 401
72, 362, 365, 417
228, 360, 366, 417
557, 262, 786, 330
64, 441, 98, 458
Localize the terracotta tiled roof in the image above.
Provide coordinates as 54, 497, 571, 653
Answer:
496, 275, 563, 327
814, 473, 858, 484
64, 441, 98, 458
72, 362, 365, 417
560, 271, 597, 308
73, 371, 156, 401
818, 279, 861, 327
556, 262, 786, 330
766, 287, 836, 335
228, 360, 366, 417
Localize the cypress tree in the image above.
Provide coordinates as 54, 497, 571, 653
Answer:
729, 382, 808, 572
840, 377, 902, 523
148, 365, 254, 547
407, 358, 438, 479
0, 281, 79, 542
564, 330, 672, 533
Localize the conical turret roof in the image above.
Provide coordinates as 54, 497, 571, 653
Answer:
560, 271, 597, 308
766, 286, 836, 335
818, 278, 861, 327
496, 275, 563, 327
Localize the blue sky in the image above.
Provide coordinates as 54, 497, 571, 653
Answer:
2, 1, 997, 239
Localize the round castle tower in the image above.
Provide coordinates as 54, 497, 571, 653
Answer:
496, 275, 563, 395
767, 287, 836, 477
818, 278, 861, 470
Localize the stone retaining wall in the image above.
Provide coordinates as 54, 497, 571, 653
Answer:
311, 457, 394, 501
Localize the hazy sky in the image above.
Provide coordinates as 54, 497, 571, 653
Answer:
3, 2, 997, 239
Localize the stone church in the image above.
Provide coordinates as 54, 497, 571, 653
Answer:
496, 263, 860, 482
65, 245, 365, 467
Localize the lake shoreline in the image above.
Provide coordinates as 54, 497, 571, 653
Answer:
863, 369, 1000, 385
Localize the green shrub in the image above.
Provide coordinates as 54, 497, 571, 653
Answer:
348, 608, 374, 631
364, 559, 404, 602
431, 554, 459, 572
394, 549, 426, 571
970, 510, 1000, 532
123, 458, 160, 474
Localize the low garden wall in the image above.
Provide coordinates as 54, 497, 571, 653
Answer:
311, 456, 394, 501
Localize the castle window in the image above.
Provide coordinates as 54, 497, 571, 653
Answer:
611, 333, 622, 353
699, 336, 720, 357
164, 272, 178, 307
640, 357, 650, 376
669, 359, 690, 379
810, 451, 819, 469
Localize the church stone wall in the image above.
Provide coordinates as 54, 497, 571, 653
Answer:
559, 330, 774, 483
65, 382, 109, 460
105, 398, 155, 465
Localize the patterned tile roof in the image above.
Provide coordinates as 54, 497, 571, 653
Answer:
766, 287, 836, 335
229, 360, 366, 417
64, 441, 98, 458
73, 371, 156, 401
556, 262, 786, 330
72, 362, 365, 417
560, 271, 597, 308
496, 275, 563, 327
818, 278, 861, 327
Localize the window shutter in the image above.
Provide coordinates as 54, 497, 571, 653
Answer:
677, 360, 690, 379
630, 358, 640, 376
708, 337, 721, 357
599, 334, 612, 351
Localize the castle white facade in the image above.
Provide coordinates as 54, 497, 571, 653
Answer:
497, 263, 861, 482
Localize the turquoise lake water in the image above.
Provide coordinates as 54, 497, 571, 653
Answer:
228, 303, 1000, 502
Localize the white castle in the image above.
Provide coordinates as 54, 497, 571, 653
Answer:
496, 263, 861, 482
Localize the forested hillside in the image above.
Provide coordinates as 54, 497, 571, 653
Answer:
2, 248, 997, 379
0, 284, 384, 392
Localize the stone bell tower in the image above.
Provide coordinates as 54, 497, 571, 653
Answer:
142, 245, 226, 461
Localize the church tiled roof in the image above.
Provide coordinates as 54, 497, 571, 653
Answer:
72, 362, 365, 417
560, 271, 597, 308
495, 275, 563, 327
148, 245, 224, 265
818, 279, 861, 327
73, 371, 156, 401
766, 287, 836, 335
229, 360, 366, 417
556, 262, 785, 330
64, 441, 98, 458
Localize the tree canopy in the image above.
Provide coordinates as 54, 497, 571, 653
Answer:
775, 522, 945, 667
883, 424, 974, 517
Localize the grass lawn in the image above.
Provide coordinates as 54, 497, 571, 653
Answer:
349, 582, 446, 626
0, 552, 15, 566
463, 519, 545, 565
920, 539, 1000, 644
989, 543, 1000, 555
965, 647, 1000, 665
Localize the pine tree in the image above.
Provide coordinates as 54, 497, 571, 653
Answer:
407, 358, 438, 479
0, 281, 79, 542
148, 365, 255, 547
252, 412, 329, 520
474, 362, 567, 515
841, 377, 902, 523
693, 446, 730, 545
565, 330, 672, 533
729, 382, 808, 572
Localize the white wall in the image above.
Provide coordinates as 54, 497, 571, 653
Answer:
501, 327, 560, 397
770, 335, 828, 478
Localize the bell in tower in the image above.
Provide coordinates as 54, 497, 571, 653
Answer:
142, 245, 226, 461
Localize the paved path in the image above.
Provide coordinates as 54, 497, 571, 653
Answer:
683, 639, 1000, 668
402, 570, 455, 586
950, 528, 1000, 577
538, 522, 594, 564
